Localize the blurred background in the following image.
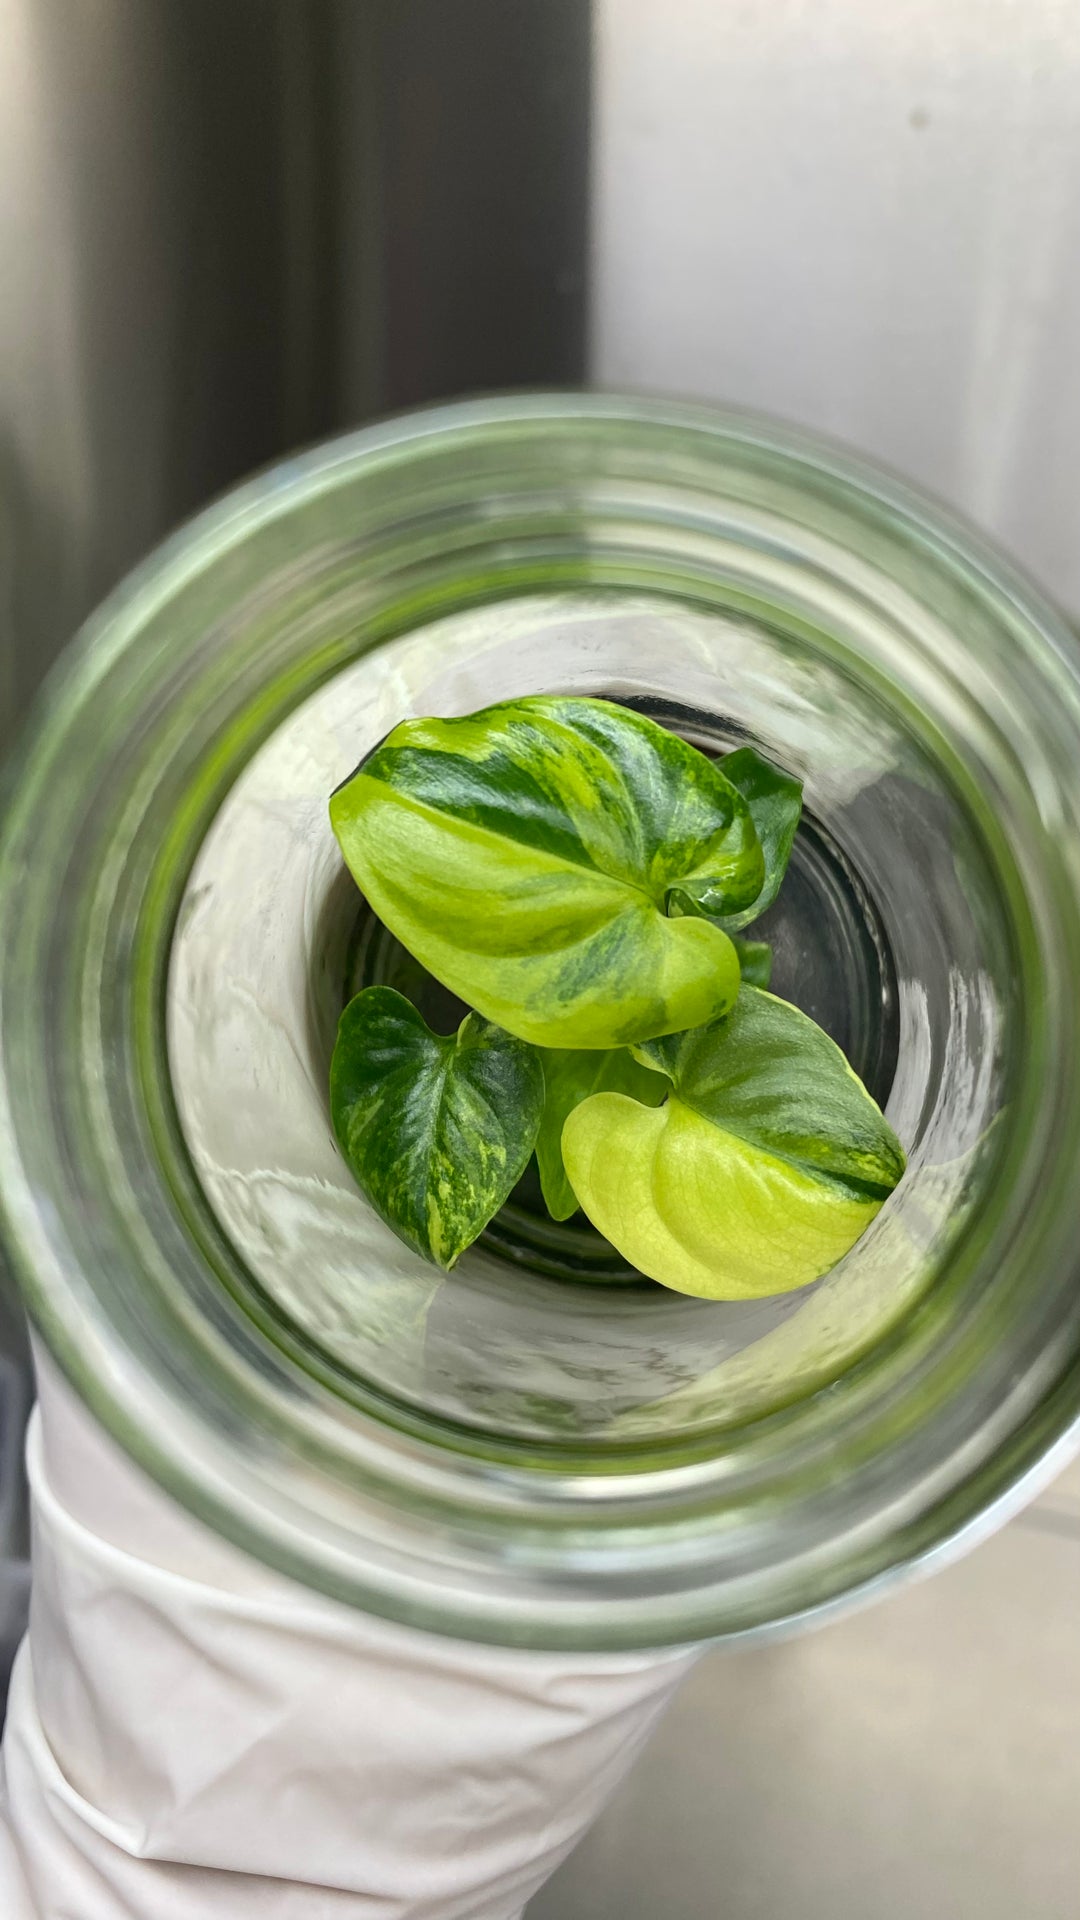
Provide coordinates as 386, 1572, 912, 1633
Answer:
3, 3, 1080, 1914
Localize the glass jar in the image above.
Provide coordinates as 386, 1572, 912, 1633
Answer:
1, 394, 1079, 1650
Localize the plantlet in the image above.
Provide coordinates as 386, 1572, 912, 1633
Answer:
330, 696, 904, 1291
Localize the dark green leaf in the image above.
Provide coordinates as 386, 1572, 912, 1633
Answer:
715, 746, 802, 929
331, 986, 545, 1268
731, 935, 773, 988
670, 746, 802, 934
535, 1048, 669, 1221
330, 697, 758, 1049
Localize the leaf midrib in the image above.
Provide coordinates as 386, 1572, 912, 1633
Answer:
358, 775, 665, 908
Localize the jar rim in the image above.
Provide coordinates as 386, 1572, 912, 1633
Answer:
3, 391, 1080, 1649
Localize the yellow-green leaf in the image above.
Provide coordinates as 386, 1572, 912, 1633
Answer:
535, 1047, 668, 1221
330, 697, 757, 1049
564, 988, 906, 1299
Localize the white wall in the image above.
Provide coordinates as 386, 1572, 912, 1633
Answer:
591, 0, 1080, 613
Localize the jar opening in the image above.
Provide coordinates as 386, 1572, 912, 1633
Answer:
166, 594, 1011, 1456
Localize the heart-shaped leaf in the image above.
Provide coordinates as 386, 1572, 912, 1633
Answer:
331, 987, 544, 1268
330, 697, 760, 1049
671, 746, 802, 933
564, 988, 905, 1299
535, 1048, 669, 1221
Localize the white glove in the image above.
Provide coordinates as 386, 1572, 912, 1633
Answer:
0, 1355, 696, 1918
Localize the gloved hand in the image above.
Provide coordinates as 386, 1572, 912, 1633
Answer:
0, 1351, 696, 1919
